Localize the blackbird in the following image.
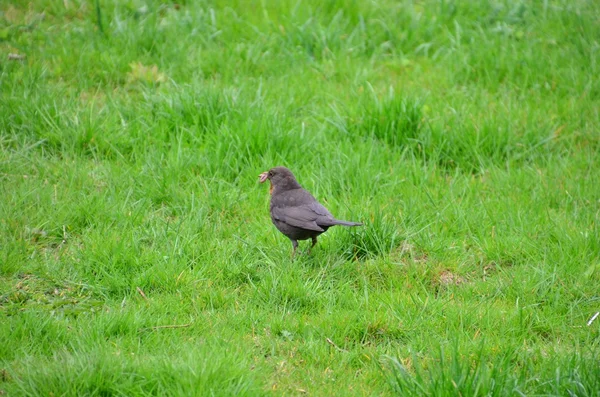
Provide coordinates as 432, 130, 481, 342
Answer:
259, 166, 362, 257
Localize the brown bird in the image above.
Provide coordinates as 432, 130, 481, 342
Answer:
259, 166, 362, 257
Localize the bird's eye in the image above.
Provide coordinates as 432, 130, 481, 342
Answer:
268, 171, 273, 176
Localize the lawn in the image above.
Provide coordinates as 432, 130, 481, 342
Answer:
1, 0, 599, 395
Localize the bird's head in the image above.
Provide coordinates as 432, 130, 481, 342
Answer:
259, 166, 301, 194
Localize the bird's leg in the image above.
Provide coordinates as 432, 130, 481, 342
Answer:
308, 236, 318, 255
291, 239, 299, 259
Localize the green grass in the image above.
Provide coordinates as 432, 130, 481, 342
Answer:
1, 0, 599, 395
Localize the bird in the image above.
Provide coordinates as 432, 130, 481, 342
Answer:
259, 166, 362, 257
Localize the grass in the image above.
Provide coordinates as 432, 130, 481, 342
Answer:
1, 0, 599, 395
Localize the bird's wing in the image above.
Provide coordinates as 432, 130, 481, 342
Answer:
270, 188, 340, 231
308, 201, 340, 227
271, 204, 327, 232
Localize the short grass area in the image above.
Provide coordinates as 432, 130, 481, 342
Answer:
1, 0, 599, 395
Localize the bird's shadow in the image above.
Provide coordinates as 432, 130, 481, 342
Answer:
287, 238, 361, 267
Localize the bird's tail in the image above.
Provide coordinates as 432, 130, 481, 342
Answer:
333, 219, 363, 227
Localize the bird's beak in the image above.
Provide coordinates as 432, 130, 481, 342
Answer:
259, 172, 269, 183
